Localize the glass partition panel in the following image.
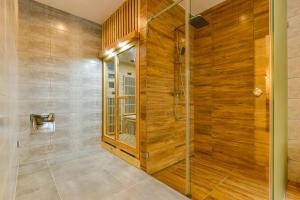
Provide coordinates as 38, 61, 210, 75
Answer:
145, 0, 272, 199
117, 46, 137, 148
190, 0, 271, 199
146, 0, 189, 196
104, 58, 116, 139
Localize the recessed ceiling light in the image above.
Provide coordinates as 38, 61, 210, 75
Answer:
118, 41, 128, 48
57, 24, 66, 31
105, 49, 114, 56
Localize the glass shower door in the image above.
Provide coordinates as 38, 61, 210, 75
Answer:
103, 43, 139, 157
103, 58, 116, 141
145, 0, 190, 197
117, 46, 137, 149
190, 0, 271, 199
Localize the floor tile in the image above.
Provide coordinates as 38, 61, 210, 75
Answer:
16, 147, 187, 200
16, 169, 60, 200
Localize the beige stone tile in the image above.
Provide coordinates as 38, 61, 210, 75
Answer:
17, 52, 52, 69
19, 133, 55, 149
49, 151, 112, 177
18, 36, 51, 55
47, 139, 74, 157
18, 160, 49, 176
18, 83, 50, 100
288, 15, 300, 39
18, 99, 49, 115
288, 0, 300, 19
16, 169, 60, 200
48, 149, 187, 200
289, 78, 300, 98
17, 0, 101, 177
288, 57, 300, 78
17, 67, 50, 86
19, 21, 50, 40
111, 178, 188, 200
19, 145, 49, 164
289, 99, 300, 120
16, 148, 189, 200
53, 167, 124, 200
19, 138, 74, 164
103, 157, 149, 187
289, 120, 300, 140
47, 148, 104, 165
288, 36, 300, 59
50, 42, 76, 59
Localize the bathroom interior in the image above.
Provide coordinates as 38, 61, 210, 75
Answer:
1, 0, 300, 199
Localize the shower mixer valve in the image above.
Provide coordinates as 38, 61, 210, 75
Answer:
253, 88, 263, 97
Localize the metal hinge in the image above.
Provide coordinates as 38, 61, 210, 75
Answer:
142, 152, 149, 160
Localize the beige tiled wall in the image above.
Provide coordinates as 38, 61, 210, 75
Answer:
288, 0, 300, 184
17, 0, 102, 165
0, 0, 19, 199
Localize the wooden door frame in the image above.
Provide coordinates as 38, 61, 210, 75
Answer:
102, 39, 140, 159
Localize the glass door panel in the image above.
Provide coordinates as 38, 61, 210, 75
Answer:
190, 0, 271, 199
117, 46, 137, 148
104, 58, 116, 140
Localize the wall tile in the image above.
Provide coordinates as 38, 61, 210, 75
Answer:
288, 57, 300, 78
288, 0, 300, 184
288, 99, 300, 120
289, 120, 300, 140
288, 78, 300, 98
18, 0, 102, 165
0, 0, 18, 199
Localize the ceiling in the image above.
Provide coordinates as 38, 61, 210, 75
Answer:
34, 0, 225, 24
181, 0, 225, 15
35, 0, 125, 24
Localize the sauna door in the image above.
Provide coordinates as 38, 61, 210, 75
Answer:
103, 43, 139, 158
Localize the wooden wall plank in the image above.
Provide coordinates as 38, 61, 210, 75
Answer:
193, 0, 270, 172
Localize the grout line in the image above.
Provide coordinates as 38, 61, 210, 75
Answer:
47, 159, 63, 200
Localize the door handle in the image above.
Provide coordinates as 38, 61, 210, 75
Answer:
253, 88, 263, 97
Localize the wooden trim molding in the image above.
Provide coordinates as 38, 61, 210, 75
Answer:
102, 40, 140, 159
101, 142, 141, 168
99, 31, 140, 58
101, 0, 139, 50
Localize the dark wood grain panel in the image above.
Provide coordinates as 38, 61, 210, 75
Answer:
193, 0, 270, 170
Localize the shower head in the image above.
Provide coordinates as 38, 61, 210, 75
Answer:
174, 15, 209, 31
190, 15, 209, 29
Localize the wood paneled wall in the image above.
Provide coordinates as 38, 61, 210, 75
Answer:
101, 0, 139, 50
193, 0, 270, 173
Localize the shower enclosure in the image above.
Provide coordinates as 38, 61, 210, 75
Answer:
145, 0, 273, 199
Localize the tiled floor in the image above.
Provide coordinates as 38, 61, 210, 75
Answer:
287, 182, 300, 200
16, 147, 188, 200
154, 153, 270, 200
